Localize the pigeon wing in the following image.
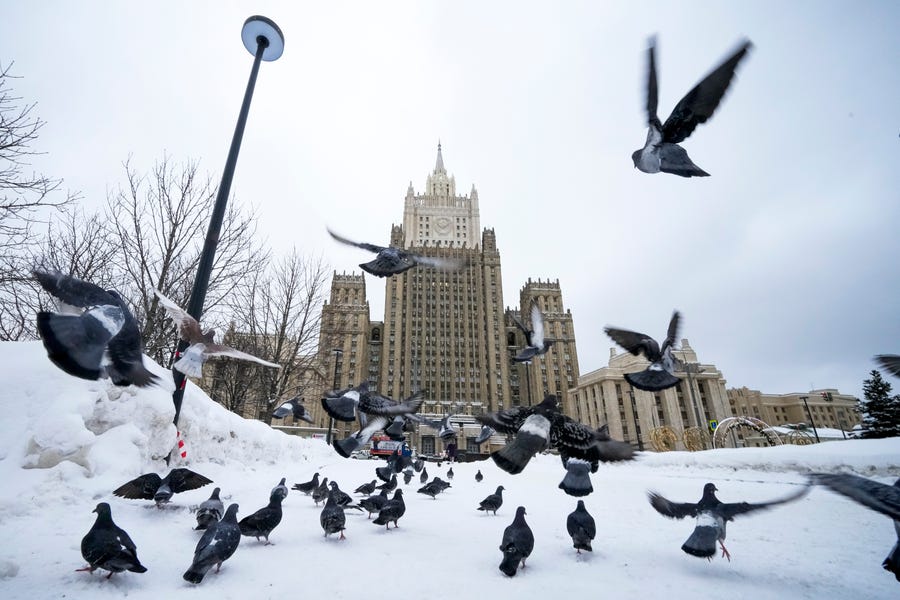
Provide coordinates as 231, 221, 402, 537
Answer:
648, 491, 700, 519
810, 473, 900, 521
152, 289, 205, 342
645, 38, 661, 127
476, 405, 532, 434
327, 228, 387, 254
529, 302, 546, 348
410, 253, 467, 271
661, 40, 752, 144
718, 485, 810, 521
113, 473, 163, 500
661, 310, 681, 354
166, 468, 213, 495
32, 269, 117, 308
875, 355, 900, 378
605, 326, 657, 358
200, 343, 281, 369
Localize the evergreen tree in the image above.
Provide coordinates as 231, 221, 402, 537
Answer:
858, 370, 900, 438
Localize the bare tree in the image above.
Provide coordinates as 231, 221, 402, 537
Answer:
205, 249, 330, 420
105, 156, 269, 365
0, 63, 77, 339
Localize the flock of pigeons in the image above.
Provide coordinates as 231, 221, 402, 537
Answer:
24, 38, 900, 586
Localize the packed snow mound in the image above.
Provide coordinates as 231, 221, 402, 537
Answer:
0, 342, 329, 480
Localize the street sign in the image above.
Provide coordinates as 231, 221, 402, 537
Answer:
708, 420, 719, 431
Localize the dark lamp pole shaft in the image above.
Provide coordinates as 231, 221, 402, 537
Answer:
170, 37, 269, 430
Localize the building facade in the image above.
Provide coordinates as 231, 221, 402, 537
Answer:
727, 387, 859, 434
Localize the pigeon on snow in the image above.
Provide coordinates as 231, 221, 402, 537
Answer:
113, 468, 212, 506
447, 467, 454, 480
78, 502, 147, 578
327, 481, 354, 507
420, 467, 429, 484
499, 506, 534, 577
875, 355, 900, 379
478, 485, 506, 515
195, 487, 224, 530
373, 489, 406, 529
403, 468, 414, 485
809, 473, 900, 580
33, 269, 158, 387
321, 490, 348, 540
648, 482, 809, 560
333, 416, 390, 458
153, 288, 281, 378
418, 480, 444, 499
328, 228, 467, 278
292, 472, 319, 495
311, 477, 331, 506
376, 474, 398, 493
238, 491, 284, 544
605, 311, 683, 392
632, 37, 753, 177
355, 480, 378, 495
270, 477, 289, 503
475, 469, 484, 483
566, 500, 596, 554
511, 301, 554, 363
272, 396, 314, 422
359, 489, 390, 519
183, 503, 241, 584
413, 457, 425, 473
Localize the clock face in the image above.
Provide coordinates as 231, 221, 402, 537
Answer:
435, 217, 452, 234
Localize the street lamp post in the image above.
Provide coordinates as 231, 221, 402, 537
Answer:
800, 396, 821, 443
326, 348, 343, 444
169, 16, 284, 445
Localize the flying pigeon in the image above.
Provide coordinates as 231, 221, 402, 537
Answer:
355, 480, 378, 495
605, 311, 683, 392
78, 502, 147, 578
153, 288, 281, 378
475, 425, 496, 445
875, 355, 900, 379
32, 269, 158, 387
499, 506, 534, 577
311, 477, 331, 506
292, 472, 319, 495
359, 489, 390, 519
373, 489, 406, 529
511, 301, 554, 362
376, 463, 394, 483
238, 491, 284, 545
113, 468, 212, 506
272, 396, 314, 423
475, 469, 484, 483
632, 38, 753, 177
447, 467, 454, 480
386, 448, 413, 473
566, 500, 596, 554
648, 482, 809, 560
403, 468, 414, 485
385, 415, 412, 441
333, 416, 390, 458
809, 473, 900, 580
327, 228, 467, 278
271, 478, 289, 502
320, 384, 365, 423
183, 503, 241, 584
478, 485, 506, 515
321, 489, 348, 539
195, 487, 224, 530
413, 457, 425, 473
376, 474, 398, 493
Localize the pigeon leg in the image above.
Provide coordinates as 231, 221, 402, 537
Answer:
216, 561, 223, 573
106, 571, 114, 580
339, 531, 345, 540
719, 541, 731, 562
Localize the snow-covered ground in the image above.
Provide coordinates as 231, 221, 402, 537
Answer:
1, 341, 898, 599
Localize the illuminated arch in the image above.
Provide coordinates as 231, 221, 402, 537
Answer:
683, 426, 710, 451
712, 416, 783, 448
649, 426, 678, 452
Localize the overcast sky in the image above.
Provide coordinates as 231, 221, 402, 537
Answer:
2, 1, 898, 400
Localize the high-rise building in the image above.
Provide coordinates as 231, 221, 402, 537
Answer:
311, 144, 580, 456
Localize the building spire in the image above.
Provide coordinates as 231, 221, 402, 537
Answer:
434, 140, 446, 174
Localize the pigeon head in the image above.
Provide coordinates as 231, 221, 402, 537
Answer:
93, 502, 112, 518
210, 487, 221, 499
702, 483, 718, 495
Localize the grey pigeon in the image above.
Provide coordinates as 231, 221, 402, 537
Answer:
153, 289, 281, 378
311, 477, 330, 506
809, 473, 900, 580
605, 311, 683, 392
321, 490, 348, 540
238, 492, 284, 544
320, 384, 365, 422
333, 416, 390, 458
418, 481, 443, 499
372, 489, 406, 529
475, 469, 483, 483
292, 472, 319, 495
78, 502, 147, 578
511, 301, 553, 362
328, 228, 467, 277
328, 481, 353, 507
475, 425, 496, 445
447, 467, 454, 480
33, 269, 158, 387
403, 469, 414, 485
387, 448, 413, 473
376, 474, 398, 493
566, 500, 596, 554
113, 468, 212, 506
499, 506, 534, 577
875, 355, 900, 379
271, 478, 288, 502
413, 458, 425, 473
359, 388, 425, 422
420, 467, 429, 484
195, 487, 224, 530
183, 503, 241, 584
272, 396, 314, 422
648, 482, 809, 560
478, 485, 506, 515
376, 463, 394, 483
359, 489, 390, 519
355, 480, 378, 495
632, 38, 752, 177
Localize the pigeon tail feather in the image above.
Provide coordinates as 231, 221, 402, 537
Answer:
625, 369, 680, 392
681, 525, 718, 558
559, 459, 594, 497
